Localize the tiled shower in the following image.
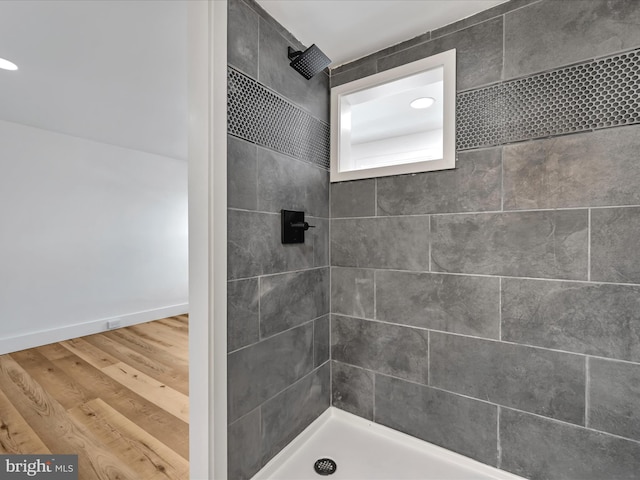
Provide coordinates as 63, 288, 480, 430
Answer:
227, 0, 640, 478
226, 0, 330, 477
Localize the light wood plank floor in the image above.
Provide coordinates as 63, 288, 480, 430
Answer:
0, 315, 189, 480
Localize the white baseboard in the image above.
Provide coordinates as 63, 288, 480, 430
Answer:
0, 304, 188, 355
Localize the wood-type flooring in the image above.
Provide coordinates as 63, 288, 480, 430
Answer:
0, 315, 189, 479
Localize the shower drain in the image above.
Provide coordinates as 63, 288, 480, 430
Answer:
314, 458, 337, 476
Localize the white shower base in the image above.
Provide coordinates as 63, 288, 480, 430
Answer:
252, 407, 524, 480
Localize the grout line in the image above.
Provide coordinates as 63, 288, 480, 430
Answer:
373, 269, 377, 320
372, 372, 376, 421
228, 316, 320, 355
312, 313, 316, 366
355, 368, 640, 447
230, 266, 329, 283
501, 7, 505, 81
497, 406, 502, 469
496, 404, 640, 446
258, 277, 262, 341
246, 362, 330, 421
330, 204, 640, 223
588, 208, 591, 282
374, 178, 378, 216
332, 313, 640, 367
255, 6, 260, 82
500, 147, 505, 211
428, 215, 432, 272
329, 203, 640, 221
427, 330, 431, 386
329, 316, 333, 391
323, 266, 640, 289
327, 167, 332, 334
498, 277, 502, 341
328, 175, 333, 405
228, 207, 330, 218
228, 404, 261, 428
327, 313, 333, 364
585, 356, 591, 428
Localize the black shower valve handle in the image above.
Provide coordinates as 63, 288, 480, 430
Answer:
290, 221, 315, 231
281, 209, 314, 244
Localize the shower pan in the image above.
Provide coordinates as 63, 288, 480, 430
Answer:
252, 408, 524, 480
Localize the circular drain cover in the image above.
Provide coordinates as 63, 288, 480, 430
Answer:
314, 458, 337, 476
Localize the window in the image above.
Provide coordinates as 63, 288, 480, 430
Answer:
330, 49, 456, 182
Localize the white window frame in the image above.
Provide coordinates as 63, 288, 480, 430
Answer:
330, 49, 456, 182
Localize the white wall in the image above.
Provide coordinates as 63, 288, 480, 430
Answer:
0, 120, 188, 353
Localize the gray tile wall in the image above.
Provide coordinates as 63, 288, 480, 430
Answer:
329, 1, 640, 479
227, 0, 330, 478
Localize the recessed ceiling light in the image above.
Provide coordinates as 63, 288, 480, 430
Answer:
410, 97, 435, 109
0, 57, 18, 71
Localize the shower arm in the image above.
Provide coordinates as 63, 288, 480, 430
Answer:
288, 47, 302, 61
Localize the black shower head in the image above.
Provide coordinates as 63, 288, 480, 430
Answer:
288, 44, 331, 80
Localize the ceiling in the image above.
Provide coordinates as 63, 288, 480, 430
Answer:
256, 0, 508, 68
0, 1, 187, 160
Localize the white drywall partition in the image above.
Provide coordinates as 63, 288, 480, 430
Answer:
0, 120, 188, 353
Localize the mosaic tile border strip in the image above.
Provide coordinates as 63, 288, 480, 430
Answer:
457, 48, 640, 150
227, 67, 331, 169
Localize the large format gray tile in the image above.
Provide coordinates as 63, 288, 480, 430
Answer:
432, 0, 540, 39
228, 278, 259, 351
310, 216, 329, 267
228, 323, 314, 422
503, 126, 640, 210
502, 278, 640, 362
591, 207, 640, 284
504, 0, 640, 79
378, 17, 503, 91
228, 135, 257, 211
257, 147, 329, 218
331, 361, 374, 420
330, 59, 377, 88
228, 210, 314, 279
332, 217, 430, 271
332, 54, 380, 77
430, 333, 585, 424
331, 315, 429, 385
330, 179, 375, 218
228, 408, 261, 480
589, 358, 640, 442
377, 148, 502, 215
244, 0, 302, 52
331, 267, 375, 319
376, 271, 500, 339
376, 31, 434, 61
500, 408, 640, 480
258, 17, 329, 122
260, 268, 329, 338
330, 32, 432, 82
375, 374, 498, 466
313, 315, 330, 368
431, 210, 588, 280
261, 364, 330, 465
228, 0, 259, 78
331, 32, 441, 88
